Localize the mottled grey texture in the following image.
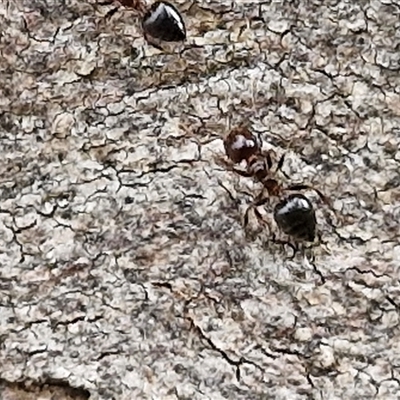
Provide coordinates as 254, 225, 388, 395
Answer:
1, 0, 400, 399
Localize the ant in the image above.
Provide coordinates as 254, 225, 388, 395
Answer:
222, 126, 329, 244
113, 0, 186, 50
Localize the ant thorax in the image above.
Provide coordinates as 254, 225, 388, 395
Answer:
248, 156, 269, 181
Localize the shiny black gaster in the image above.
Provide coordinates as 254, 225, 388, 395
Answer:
274, 194, 317, 242
142, 1, 186, 42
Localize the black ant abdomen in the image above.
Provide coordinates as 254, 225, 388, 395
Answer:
274, 194, 317, 242
142, 2, 186, 42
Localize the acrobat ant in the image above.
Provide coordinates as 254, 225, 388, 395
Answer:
114, 0, 186, 49
222, 126, 329, 243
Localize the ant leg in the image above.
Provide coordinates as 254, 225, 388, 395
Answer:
243, 205, 252, 229
316, 230, 331, 247
276, 153, 285, 172
144, 33, 165, 51
104, 7, 120, 18
253, 192, 269, 207
286, 184, 330, 206
244, 190, 272, 234
259, 148, 275, 170
244, 192, 266, 226
214, 154, 254, 178
302, 249, 326, 285
244, 204, 272, 241
244, 204, 262, 229
271, 233, 298, 259
316, 230, 333, 256
262, 150, 289, 178
256, 131, 263, 150
253, 207, 271, 230
266, 152, 273, 170
233, 168, 253, 178
213, 154, 233, 170
276, 153, 291, 179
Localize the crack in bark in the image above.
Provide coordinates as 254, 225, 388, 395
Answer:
54, 315, 103, 328
0, 377, 90, 399
346, 266, 390, 279
188, 317, 264, 382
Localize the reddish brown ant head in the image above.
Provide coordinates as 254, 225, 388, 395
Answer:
223, 127, 260, 164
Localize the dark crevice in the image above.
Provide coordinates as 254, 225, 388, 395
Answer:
0, 377, 91, 399
94, 350, 122, 361
53, 315, 103, 328
188, 317, 264, 382
346, 266, 390, 279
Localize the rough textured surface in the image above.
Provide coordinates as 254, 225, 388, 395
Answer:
1, 0, 400, 399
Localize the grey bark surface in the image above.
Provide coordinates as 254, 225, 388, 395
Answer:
1, 0, 400, 399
